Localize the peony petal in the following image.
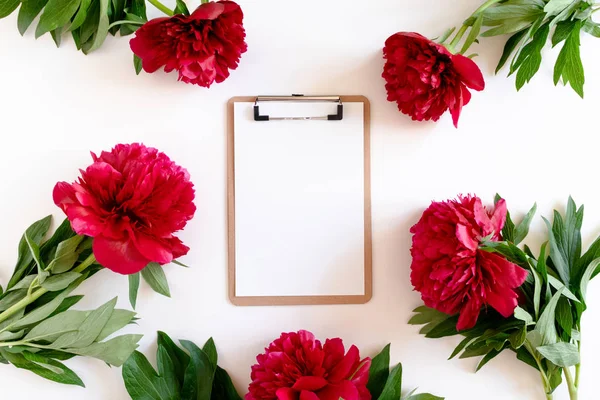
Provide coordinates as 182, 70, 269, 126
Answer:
456, 297, 482, 331
350, 358, 372, 387
93, 235, 149, 275
299, 391, 319, 400
486, 289, 519, 318
292, 376, 328, 392
318, 381, 360, 400
452, 54, 485, 91
133, 232, 174, 264
276, 387, 298, 400
456, 224, 478, 251
53, 182, 76, 209
490, 199, 507, 236
327, 345, 360, 383
191, 1, 225, 20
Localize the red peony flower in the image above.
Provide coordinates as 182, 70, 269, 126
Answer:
410, 196, 528, 330
382, 32, 485, 127
130, 0, 247, 87
247, 330, 371, 400
53, 143, 196, 275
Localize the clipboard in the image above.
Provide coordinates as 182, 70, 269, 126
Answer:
227, 95, 372, 306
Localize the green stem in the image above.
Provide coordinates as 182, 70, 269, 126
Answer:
147, 0, 174, 16
0, 341, 52, 349
0, 254, 97, 326
531, 351, 552, 399
564, 367, 578, 400
446, 0, 504, 53
575, 340, 581, 388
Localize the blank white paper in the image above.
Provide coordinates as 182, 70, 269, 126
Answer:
233, 101, 365, 297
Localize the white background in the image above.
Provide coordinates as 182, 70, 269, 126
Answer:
1, 0, 600, 399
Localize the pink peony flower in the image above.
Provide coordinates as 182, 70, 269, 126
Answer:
246, 330, 371, 400
53, 143, 196, 275
410, 195, 528, 330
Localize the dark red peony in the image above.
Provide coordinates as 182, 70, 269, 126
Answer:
53, 143, 196, 275
130, 0, 247, 87
246, 330, 371, 400
410, 195, 528, 330
382, 32, 485, 127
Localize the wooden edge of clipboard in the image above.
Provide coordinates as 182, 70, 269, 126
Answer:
227, 95, 372, 306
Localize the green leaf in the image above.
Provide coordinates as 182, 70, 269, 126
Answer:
0, 0, 19, 19
461, 14, 483, 54
404, 394, 444, 400
0, 289, 27, 312
48, 235, 84, 274
529, 264, 542, 319
378, 362, 402, 400
211, 366, 242, 400
17, 0, 49, 34
172, 260, 189, 268
579, 257, 600, 302
515, 24, 549, 90
553, 20, 577, 47
96, 309, 137, 342
0, 349, 85, 386
41, 272, 82, 292
24, 232, 46, 281
157, 346, 180, 399
449, 335, 476, 359
81, 0, 109, 53
367, 343, 390, 399
535, 288, 564, 345
544, 0, 573, 16
129, 272, 140, 309
35, 0, 82, 38
158, 331, 189, 387
583, 19, 600, 37
69, 0, 91, 31
134, 54, 143, 75
514, 203, 537, 244
203, 337, 218, 366
9, 275, 36, 292
555, 297, 573, 337
122, 350, 178, 400
537, 342, 580, 367
476, 348, 502, 371
130, 0, 146, 19
437, 27, 455, 44
483, 18, 538, 37
547, 275, 579, 303
24, 310, 87, 342
173, 0, 189, 15
50, 295, 84, 317
0, 329, 25, 341
483, 1, 544, 26
65, 333, 142, 366
509, 326, 528, 349
141, 263, 171, 297
181, 340, 216, 400
51, 297, 117, 348
496, 29, 528, 74
50, 26, 64, 47
553, 21, 585, 97
8, 216, 52, 290
543, 217, 571, 286
11, 276, 85, 330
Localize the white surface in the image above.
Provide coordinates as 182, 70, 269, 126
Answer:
1, 0, 600, 399
234, 101, 365, 297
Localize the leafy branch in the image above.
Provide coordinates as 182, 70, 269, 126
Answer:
409, 197, 599, 400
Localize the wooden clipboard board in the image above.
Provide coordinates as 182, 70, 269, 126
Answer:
227, 95, 372, 306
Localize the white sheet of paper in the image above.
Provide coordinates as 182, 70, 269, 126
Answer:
233, 101, 366, 297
